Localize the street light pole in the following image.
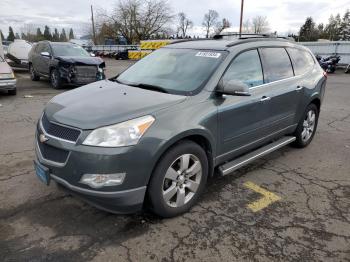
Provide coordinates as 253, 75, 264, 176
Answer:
239, 0, 244, 37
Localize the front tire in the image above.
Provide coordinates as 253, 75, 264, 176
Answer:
8, 88, 17, 96
50, 68, 62, 89
30, 64, 40, 81
292, 103, 319, 148
147, 141, 208, 218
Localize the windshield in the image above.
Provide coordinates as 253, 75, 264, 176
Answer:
52, 44, 90, 57
117, 48, 226, 95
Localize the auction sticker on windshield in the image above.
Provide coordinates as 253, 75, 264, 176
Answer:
195, 52, 221, 59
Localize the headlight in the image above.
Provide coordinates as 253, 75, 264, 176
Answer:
0, 72, 14, 79
83, 115, 155, 147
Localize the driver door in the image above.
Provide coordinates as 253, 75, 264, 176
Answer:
216, 49, 270, 163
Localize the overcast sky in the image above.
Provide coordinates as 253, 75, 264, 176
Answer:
0, 0, 349, 38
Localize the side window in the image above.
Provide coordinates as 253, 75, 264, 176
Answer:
42, 44, 51, 54
35, 43, 43, 53
259, 48, 294, 83
287, 48, 315, 75
222, 49, 264, 88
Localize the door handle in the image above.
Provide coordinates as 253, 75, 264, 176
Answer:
260, 96, 271, 102
296, 86, 304, 91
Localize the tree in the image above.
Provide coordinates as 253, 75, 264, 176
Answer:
243, 19, 252, 33
0, 30, 4, 41
252, 16, 269, 34
299, 17, 319, 41
102, 0, 173, 43
43, 25, 52, 40
177, 12, 193, 38
325, 14, 342, 41
7, 26, 15, 41
59, 29, 67, 42
216, 18, 231, 34
36, 28, 44, 41
15, 33, 20, 39
340, 9, 350, 40
202, 10, 219, 38
69, 28, 75, 39
52, 28, 60, 41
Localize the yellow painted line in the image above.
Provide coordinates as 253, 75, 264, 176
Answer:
244, 181, 281, 212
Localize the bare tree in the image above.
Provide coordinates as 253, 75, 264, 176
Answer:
202, 10, 219, 38
100, 0, 173, 43
215, 18, 231, 34
252, 16, 269, 34
177, 12, 193, 38
242, 19, 252, 33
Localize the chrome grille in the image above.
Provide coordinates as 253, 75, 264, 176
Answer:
75, 66, 98, 83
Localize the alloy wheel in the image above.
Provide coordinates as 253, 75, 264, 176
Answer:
162, 154, 202, 208
301, 109, 316, 142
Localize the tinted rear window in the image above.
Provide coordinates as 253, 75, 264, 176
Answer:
259, 48, 294, 83
287, 48, 315, 75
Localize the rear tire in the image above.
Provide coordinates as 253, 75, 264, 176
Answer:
147, 141, 208, 218
50, 68, 62, 89
8, 88, 17, 96
292, 103, 319, 148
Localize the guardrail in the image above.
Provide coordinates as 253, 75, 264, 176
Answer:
301, 41, 350, 64
91, 45, 139, 52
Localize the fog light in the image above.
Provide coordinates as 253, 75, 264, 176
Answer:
80, 173, 125, 188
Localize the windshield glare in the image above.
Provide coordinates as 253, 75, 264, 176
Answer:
52, 44, 90, 57
117, 48, 226, 95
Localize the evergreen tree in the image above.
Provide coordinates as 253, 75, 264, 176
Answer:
36, 28, 44, 41
340, 9, 350, 40
69, 28, 74, 40
59, 28, 67, 42
43, 25, 52, 40
52, 28, 59, 41
7, 26, 15, 41
0, 30, 4, 41
15, 33, 20, 39
298, 17, 319, 41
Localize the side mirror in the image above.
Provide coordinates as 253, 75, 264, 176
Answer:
218, 80, 251, 96
40, 52, 51, 57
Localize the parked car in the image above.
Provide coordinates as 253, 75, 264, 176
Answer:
0, 54, 16, 95
34, 37, 327, 217
28, 41, 105, 89
6, 39, 32, 68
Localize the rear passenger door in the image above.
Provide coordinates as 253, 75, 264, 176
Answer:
38, 43, 52, 76
258, 47, 302, 133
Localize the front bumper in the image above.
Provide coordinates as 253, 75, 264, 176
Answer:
34, 119, 156, 214
0, 79, 16, 90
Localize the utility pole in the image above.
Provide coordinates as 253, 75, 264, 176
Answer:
91, 5, 96, 44
239, 0, 244, 37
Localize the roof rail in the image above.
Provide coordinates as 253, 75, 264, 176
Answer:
168, 38, 215, 45
226, 37, 290, 47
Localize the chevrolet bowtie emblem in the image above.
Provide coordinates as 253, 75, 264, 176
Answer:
39, 134, 49, 143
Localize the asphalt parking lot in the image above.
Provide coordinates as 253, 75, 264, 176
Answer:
0, 59, 349, 262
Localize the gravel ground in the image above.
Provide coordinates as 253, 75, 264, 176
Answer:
0, 59, 349, 262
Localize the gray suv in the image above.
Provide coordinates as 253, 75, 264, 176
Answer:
34, 37, 327, 217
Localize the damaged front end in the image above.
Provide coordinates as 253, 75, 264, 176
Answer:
57, 57, 106, 86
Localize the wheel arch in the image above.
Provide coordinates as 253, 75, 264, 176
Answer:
149, 130, 216, 184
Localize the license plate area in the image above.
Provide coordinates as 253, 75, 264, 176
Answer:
34, 161, 50, 185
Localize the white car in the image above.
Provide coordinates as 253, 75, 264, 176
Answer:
0, 55, 16, 95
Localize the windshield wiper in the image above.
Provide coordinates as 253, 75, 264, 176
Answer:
130, 83, 169, 94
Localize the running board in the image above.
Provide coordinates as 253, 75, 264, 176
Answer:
218, 136, 296, 176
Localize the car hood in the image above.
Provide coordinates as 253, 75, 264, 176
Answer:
0, 61, 12, 74
55, 56, 105, 66
45, 80, 187, 130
